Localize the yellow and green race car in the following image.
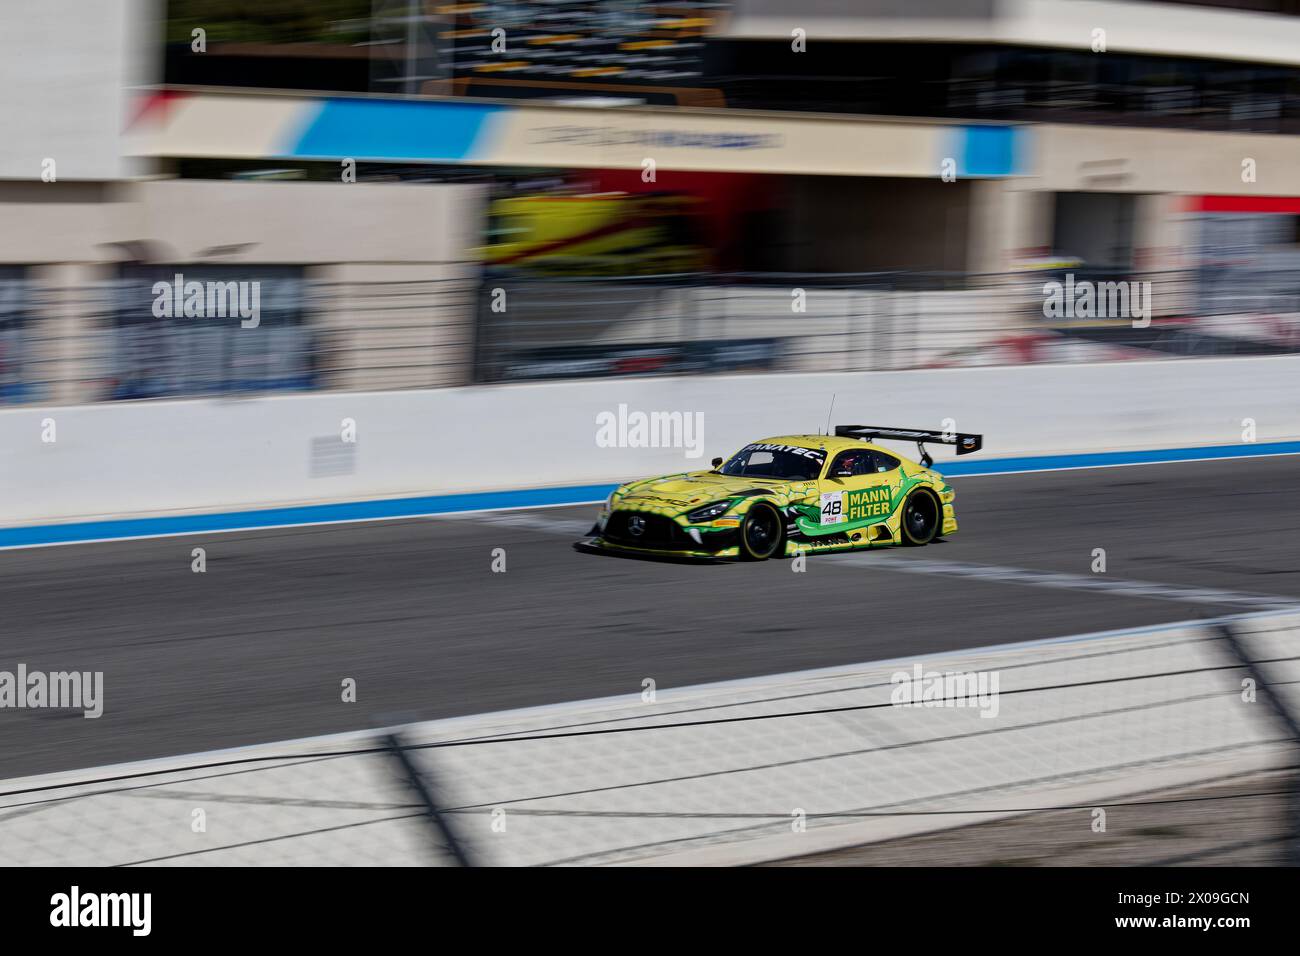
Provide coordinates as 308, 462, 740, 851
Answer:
577, 425, 982, 561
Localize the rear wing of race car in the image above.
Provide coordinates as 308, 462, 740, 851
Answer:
834, 425, 983, 467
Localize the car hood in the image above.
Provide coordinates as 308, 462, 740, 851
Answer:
615, 471, 803, 510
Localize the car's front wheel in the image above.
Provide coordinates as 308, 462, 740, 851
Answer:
739, 503, 783, 560
900, 490, 941, 546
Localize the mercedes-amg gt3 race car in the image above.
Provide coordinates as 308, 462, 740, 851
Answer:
577, 425, 982, 561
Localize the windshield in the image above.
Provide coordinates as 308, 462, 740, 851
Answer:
721, 443, 825, 481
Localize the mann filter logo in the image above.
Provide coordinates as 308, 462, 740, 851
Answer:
846, 486, 892, 521
820, 486, 894, 524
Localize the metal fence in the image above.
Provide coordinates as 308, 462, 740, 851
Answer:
3, 610, 1298, 866
5, 267, 1300, 405
2, 277, 478, 405
472, 267, 1300, 382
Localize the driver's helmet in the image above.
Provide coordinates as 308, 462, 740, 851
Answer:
836, 453, 863, 476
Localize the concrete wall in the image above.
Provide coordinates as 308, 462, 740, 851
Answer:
2, 356, 1297, 524
0, 180, 485, 266
1034, 123, 1300, 196
0, 183, 127, 263
0, 0, 159, 181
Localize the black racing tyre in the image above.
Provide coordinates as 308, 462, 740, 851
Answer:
900, 490, 941, 546
739, 503, 783, 561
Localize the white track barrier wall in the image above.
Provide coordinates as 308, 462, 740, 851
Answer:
2, 611, 1296, 866
2, 355, 1300, 524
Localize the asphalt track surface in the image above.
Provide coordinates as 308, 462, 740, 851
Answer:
3, 455, 1300, 778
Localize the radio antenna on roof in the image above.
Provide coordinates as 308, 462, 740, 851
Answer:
823, 393, 837, 436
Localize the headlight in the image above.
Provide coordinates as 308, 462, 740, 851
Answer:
686, 500, 733, 522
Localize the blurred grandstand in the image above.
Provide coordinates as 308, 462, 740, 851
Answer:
8, 0, 1300, 404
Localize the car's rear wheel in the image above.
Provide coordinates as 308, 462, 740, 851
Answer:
900, 490, 940, 546
739, 503, 783, 560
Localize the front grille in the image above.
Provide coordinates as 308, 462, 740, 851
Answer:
603, 512, 739, 553
604, 512, 693, 549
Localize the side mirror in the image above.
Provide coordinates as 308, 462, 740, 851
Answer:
711, 457, 723, 469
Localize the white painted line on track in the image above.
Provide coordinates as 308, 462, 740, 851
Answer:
828, 553, 1300, 612
437, 512, 592, 536
450, 509, 1300, 612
